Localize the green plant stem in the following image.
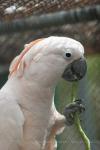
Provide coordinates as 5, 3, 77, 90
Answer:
75, 114, 91, 150
71, 83, 91, 150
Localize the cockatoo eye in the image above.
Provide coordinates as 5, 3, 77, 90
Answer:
65, 52, 72, 58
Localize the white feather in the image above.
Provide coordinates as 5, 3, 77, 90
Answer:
0, 36, 85, 150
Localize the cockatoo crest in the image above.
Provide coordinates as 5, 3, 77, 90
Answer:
9, 38, 43, 77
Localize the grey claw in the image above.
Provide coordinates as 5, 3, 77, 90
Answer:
63, 99, 85, 126
74, 98, 82, 104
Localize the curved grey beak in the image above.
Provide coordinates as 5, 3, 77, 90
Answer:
62, 58, 87, 81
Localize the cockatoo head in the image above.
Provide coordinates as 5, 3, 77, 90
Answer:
9, 36, 87, 86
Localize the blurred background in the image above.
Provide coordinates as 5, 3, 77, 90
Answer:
0, 0, 100, 149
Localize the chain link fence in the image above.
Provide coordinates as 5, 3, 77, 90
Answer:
0, 0, 99, 20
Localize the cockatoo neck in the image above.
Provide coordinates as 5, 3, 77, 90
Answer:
1, 76, 55, 111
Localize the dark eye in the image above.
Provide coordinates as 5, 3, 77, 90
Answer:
65, 53, 71, 58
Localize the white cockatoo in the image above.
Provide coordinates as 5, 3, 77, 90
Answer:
0, 36, 87, 150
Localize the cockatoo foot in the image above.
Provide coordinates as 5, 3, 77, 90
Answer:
63, 99, 85, 126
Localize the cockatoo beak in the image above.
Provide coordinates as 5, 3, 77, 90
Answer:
62, 58, 87, 81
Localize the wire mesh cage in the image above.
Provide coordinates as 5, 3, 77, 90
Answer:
0, 0, 99, 20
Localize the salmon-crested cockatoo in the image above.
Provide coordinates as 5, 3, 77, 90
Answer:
0, 36, 87, 150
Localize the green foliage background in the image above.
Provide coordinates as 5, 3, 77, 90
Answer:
55, 54, 100, 150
